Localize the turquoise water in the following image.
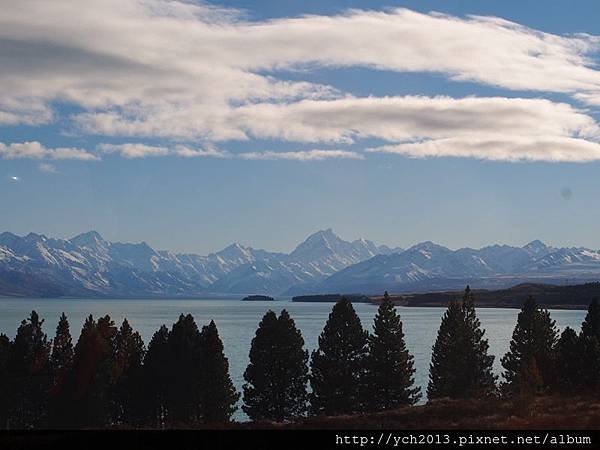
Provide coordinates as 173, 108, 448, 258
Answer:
0, 298, 587, 420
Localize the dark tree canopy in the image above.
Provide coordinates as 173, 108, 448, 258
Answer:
166, 314, 203, 422
555, 327, 584, 393
428, 287, 496, 400
501, 296, 558, 395
310, 299, 369, 416
199, 320, 239, 423
48, 313, 73, 428
143, 324, 171, 427
112, 318, 146, 426
582, 298, 600, 341
365, 292, 420, 410
8, 311, 51, 429
243, 310, 308, 421
0, 334, 12, 429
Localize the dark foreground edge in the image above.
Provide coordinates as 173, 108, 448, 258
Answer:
0, 430, 596, 450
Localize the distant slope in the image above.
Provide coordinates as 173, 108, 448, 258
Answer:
372, 282, 600, 309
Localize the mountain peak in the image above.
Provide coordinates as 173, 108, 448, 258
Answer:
524, 239, 547, 250
70, 230, 107, 248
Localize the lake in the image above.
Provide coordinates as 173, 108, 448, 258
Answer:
0, 298, 587, 421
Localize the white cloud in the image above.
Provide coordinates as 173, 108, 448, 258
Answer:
239, 149, 364, 161
0, 141, 99, 161
38, 163, 58, 173
367, 136, 600, 163
1, 1, 600, 163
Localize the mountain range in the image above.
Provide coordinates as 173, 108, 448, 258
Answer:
1, 229, 599, 298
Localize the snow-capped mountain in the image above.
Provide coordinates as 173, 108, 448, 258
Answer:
307, 240, 600, 295
0, 229, 393, 297
2, 229, 600, 297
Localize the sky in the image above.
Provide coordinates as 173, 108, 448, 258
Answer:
1, 0, 600, 254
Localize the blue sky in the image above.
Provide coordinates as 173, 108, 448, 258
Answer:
1, 0, 600, 254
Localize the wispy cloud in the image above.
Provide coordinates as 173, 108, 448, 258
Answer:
38, 163, 58, 173
0, 141, 99, 161
1, 1, 600, 163
238, 149, 364, 161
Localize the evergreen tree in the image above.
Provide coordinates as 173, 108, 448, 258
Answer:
461, 287, 497, 397
143, 325, 171, 427
555, 327, 584, 393
48, 313, 73, 428
243, 310, 309, 421
0, 334, 11, 429
7, 311, 51, 428
427, 287, 496, 400
111, 318, 146, 426
166, 314, 203, 422
310, 299, 368, 416
198, 320, 239, 422
501, 296, 558, 395
582, 298, 600, 341
365, 292, 420, 410
68, 315, 117, 428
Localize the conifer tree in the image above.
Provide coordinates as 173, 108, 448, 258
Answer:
68, 315, 117, 428
166, 314, 203, 422
111, 318, 146, 426
427, 287, 496, 400
243, 310, 309, 421
310, 299, 368, 416
365, 292, 420, 410
198, 320, 239, 422
143, 325, 170, 427
501, 296, 558, 395
0, 334, 11, 429
577, 299, 600, 391
48, 313, 73, 428
427, 301, 468, 400
7, 311, 51, 428
555, 327, 584, 393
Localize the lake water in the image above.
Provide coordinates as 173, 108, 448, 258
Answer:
0, 298, 587, 421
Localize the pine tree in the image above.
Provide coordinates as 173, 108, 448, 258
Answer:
310, 299, 368, 416
582, 298, 600, 341
243, 310, 309, 421
427, 287, 496, 400
0, 334, 11, 429
365, 292, 420, 410
501, 296, 558, 396
48, 313, 73, 428
198, 320, 239, 422
111, 318, 146, 426
166, 314, 203, 423
143, 325, 171, 427
555, 327, 584, 393
68, 315, 117, 428
578, 299, 600, 391
427, 301, 468, 400
461, 287, 497, 397
7, 311, 51, 428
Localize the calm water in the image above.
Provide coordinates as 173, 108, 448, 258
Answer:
0, 298, 587, 420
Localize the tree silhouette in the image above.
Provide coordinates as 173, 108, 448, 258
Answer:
199, 320, 239, 422
68, 315, 117, 428
365, 292, 420, 410
243, 310, 308, 421
166, 314, 203, 423
48, 313, 73, 428
580, 299, 600, 391
0, 334, 11, 429
112, 318, 146, 426
143, 324, 170, 427
501, 296, 558, 395
555, 327, 584, 393
428, 287, 496, 400
7, 311, 51, 428
310, 299, 368, 416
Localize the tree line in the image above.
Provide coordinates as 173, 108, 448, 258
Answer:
0, 288, 598, 428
